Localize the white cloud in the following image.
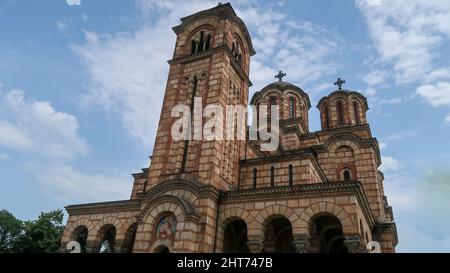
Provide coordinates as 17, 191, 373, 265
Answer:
0, 89, 88, 160
416, 82, 450, 107
445, 114, 450, 123
363, 70, 388, 86
380, 156, 401, 172
364, 87, 378, 97
35, 165, 131, 203
73, 0, 343, 147
56, 20, 68, 31
384, 130, 417, 141
66, 0, 81, 6
424, 68, 450, 83
0, 120, 33, 151
357, 0, 450, 85
0, 153, 11, 161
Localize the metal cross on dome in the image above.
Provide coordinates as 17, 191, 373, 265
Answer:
275, 71, 286, 82
334, 78, 346, 90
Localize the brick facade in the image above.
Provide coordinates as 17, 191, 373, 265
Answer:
61, 3, 398, 254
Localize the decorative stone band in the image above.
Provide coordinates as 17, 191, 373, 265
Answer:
168, 44, 252, 87
65, 200, 141, 216
136, 195, 201, 223
222, 181, 376, 229
137, 179, 221, 202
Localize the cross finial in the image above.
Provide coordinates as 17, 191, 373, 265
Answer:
275, 71, 286, 82
334, 78, 346, 90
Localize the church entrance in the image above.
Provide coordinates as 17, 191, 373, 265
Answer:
263, 216, 295, 253
72, 225, 88, 253
310, 214, 348, 253
223, 219, 249, 253
97, 224, 116, 253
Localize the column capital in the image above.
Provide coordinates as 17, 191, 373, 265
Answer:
292, 234, 310, 253
344, 235, 366, 253
247, 235, 264, 253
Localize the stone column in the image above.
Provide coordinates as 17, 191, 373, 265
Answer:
86, 241, 99, 253
344, 235, 366, 253
247, 236, 264, 253
114, 239, 124, 253
292, 234, 310, 253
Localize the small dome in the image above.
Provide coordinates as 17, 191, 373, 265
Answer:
250, 81, 311, 109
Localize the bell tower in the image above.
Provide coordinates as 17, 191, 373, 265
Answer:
145, 3, 255, 191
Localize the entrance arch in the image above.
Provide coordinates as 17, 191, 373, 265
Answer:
223, 218, 249, 253
263, 216, 295, 253
310, 213, 348, 253
71, 225, 88, 253
97, 224, 116, 253
121, 223, 138, 253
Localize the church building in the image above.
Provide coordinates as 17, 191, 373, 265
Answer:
60, 3, 398, 253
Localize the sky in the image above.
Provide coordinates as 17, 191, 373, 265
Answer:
0, 0, 450, 253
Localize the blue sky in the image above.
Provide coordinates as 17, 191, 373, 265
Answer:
0, 0, 450, 252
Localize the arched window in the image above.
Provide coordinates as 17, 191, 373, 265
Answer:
268, 97, 277, 120
342, 169, 352, 181
289, 97, 296, 118
337, 101, 344, 126
231, 38, 243, 65
253, 168, 257, 189
353, 101, 360, 125
270, 166, 275, 187
324, 106, 330, 129
256, 103, 260, 128
190, 30, 212, 55
288, 165, 293, 186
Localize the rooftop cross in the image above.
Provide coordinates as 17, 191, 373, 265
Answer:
334, 78, 346, 90
275, 71, 286, 82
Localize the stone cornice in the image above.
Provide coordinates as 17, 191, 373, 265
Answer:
132, 168, 149, 179
138, 179, 221, 201
375, 221, 399, 246
223, 181, 376, 228
240, 148, 314, 165
168, 45, 252, 87
65, 200, 141, 216
301, 124, 373, 140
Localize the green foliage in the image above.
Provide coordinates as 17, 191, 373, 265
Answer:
0, 209, 64, 253
0, 210, 23, 253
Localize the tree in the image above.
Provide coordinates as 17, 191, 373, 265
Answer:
0, 210, 23, 253
13, 209, 64, 253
